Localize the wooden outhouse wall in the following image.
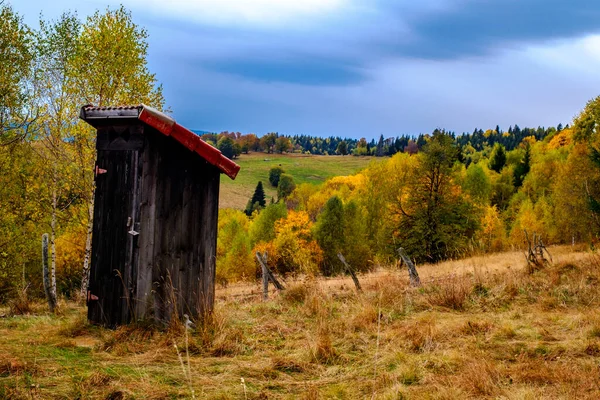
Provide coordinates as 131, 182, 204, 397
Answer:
88, 124, 219, 328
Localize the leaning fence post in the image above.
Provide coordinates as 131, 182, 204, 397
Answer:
262, 252, 285, 290
256, 252, 269, 301
397, 247, 421, 287
256, 252, 285, 301
337, 253, 362, 292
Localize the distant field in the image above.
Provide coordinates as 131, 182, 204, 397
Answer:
219, 152, 377, 209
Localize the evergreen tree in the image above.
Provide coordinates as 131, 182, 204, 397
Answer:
489, 143, 507, 173
513, 143, 531, 187
245, 181, 266, 215
336, 140, 348, 155
252, 181, 266, 207
376, 134, 385, 157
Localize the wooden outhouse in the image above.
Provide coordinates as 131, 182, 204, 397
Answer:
80, 105, 240, 328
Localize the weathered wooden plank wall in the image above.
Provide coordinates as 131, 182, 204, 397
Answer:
142, 130, 219, 325
88, 123, 219, 327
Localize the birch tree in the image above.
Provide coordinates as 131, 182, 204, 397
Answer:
0, 2, 34, 143
33, 12, 81, 307
68, 6, 165, 297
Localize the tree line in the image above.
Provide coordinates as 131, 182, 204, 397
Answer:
215, 97, 600, 283
203, 125, 561, 159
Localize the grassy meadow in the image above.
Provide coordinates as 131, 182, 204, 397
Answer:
3, 246, 600, 399
219, 153, 376, 209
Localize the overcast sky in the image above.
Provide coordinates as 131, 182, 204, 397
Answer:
13, 0, 600, 138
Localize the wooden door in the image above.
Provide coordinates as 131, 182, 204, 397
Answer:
87, 125, 143, 327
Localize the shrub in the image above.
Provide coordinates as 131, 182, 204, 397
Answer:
277, 174, 296, 200
269, 166, 285, 187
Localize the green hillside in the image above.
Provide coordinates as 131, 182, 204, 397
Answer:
219, 153, 376, 209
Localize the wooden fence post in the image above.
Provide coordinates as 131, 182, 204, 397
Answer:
337, 253, 362, 292
256, 252, 285, 301
397, 247, 421, 287
256, 252, 269, 301
262, 252, 285, 290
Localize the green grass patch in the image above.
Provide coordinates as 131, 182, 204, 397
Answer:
219, 153, 377, 209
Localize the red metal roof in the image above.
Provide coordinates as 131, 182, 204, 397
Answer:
80, 104, 240, 180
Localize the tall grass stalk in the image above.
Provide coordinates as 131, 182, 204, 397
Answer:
174, 330, 196, 399
241, 377, 247, 399
372, 291, 382, 398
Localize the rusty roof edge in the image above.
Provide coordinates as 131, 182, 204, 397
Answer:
79, 103, 240, 180
172, 122, 241, 180
138, 105, 240, 180
137, 104, 176, 135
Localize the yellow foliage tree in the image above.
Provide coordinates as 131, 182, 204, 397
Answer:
552, 143, 600, 243
478, 205, 506, 252
509, 199, 545, 247
547, 127, 574, 150
216, 210, 255, 284
253, 211, 323, 276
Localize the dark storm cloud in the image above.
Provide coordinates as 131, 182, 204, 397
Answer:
395, 0, 600, 59
186, 0, 600, 85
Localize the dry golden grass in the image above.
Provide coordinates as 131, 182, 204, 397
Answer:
2, 245, 600, 398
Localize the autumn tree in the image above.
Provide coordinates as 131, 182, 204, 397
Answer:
254, 211, 322, 276
572, 95, 600, 232
394, 131, 478, 262
277, 174, 296, 200
0, 3, 37, 298
34, 12, 83, 305
490, 167, 515, 210
216, 209, 254, 283
275, 136, 292, 153
261, 132, 277, 153
239, 133, 259, 153
69, 6, 165, 296
463, 163, 492, 204
342, 200, 371, 271
0, 3, 34, 142
314, 196, 345, 275
249, 202, 287, 246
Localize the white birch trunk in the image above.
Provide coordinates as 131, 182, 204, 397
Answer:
80, 189, 95, 299
49, 167, 58, 311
